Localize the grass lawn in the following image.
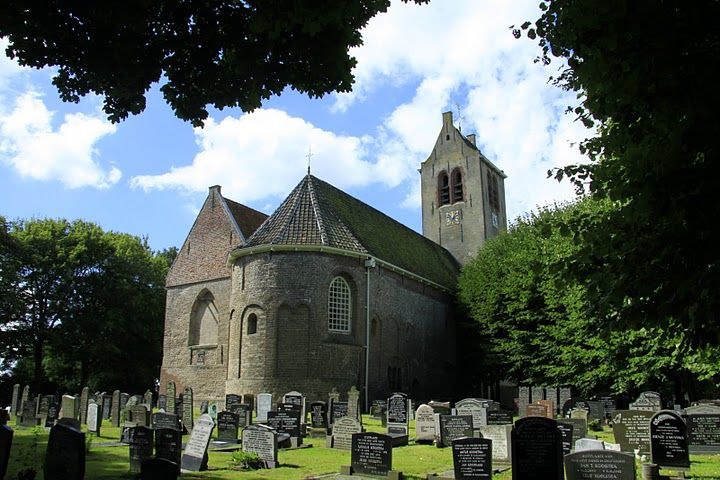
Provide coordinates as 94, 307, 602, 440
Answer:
4, 415, 720, 479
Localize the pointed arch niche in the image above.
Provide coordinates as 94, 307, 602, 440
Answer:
189, 290, 219, 347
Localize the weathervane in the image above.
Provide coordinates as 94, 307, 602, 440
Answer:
306, 145, 314, 175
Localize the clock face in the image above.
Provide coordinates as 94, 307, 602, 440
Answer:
445, 209, 461, 226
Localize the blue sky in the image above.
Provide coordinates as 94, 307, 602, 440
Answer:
0, 1, 590, 253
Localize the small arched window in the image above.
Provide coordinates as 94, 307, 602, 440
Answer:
438, 172, 450, 206
328, 277, 351, 332
247, 313, 258, 335
451, 168, 463, 202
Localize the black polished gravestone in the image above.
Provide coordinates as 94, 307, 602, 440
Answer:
129, 426, 154, 475
152, 412, 181, 431
350, 432, 393, 477
564, 450, 635, 480
45, 403, 59, 428
1, 425, 13, 480
310, 401, 328, 428
386, 392, 410, 446
44, 423, 86, 480
154, 428, 182, 473
487, 410, 513, 425
612, 410, 653, 456
226, 394, 242, 412
180, 413, 214, 472
452, 437, 492, 480
650, 410, 690, 470
511, 417, 563, 480
557, 422, 574, 455
437, 415, 474, 448
331, 400, 349, 424
686, 405, 720, 454
267, 410, 302, 439
216, 411, 239, 443
141, 457, 179, 480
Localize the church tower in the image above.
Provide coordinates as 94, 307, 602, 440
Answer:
421, 111, 507, 265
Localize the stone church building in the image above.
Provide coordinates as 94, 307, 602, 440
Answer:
160, 112, 507, 406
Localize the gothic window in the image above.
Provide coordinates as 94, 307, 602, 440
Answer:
328, 276, 351, 332
247, 313, 258, 335
451, 168, 463, 203
438, 172, 450, 206
189, 290, 219, 346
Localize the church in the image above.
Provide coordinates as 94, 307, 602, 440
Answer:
159, 111, 507, 408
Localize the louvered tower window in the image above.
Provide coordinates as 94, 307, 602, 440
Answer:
328, 277, 351, 332
451, 168, 463, 202
438, 172, 450, 206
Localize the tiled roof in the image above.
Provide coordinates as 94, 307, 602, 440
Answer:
224, 198, 268, 240
242, 175, 459, 288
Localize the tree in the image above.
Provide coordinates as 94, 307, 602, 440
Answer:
514, 1, 720, 347
0, 0, 427, 127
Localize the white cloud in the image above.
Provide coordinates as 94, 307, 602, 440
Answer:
0, 91, 120, 189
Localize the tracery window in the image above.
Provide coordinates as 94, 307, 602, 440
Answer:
328, 276, 351, 333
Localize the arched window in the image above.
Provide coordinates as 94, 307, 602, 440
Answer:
189, 290, 219, 346
247, 313, 258, 335
328, 276, 351, 332
438, 172, 450, 206
451, 168, 463, 202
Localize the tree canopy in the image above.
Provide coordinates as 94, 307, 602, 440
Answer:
0, 0, 426, 126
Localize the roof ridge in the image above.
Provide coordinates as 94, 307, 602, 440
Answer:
307, 176, 328, 246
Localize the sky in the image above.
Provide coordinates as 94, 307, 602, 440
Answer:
0, 0, 591, 253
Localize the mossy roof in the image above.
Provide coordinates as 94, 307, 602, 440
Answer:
242, 175, 459, 289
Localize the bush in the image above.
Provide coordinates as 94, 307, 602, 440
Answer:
230, 450, 265, 470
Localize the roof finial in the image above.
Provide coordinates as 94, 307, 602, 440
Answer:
306, 145, 314, 175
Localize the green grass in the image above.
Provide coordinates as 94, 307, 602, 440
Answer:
5, 416, 720, 479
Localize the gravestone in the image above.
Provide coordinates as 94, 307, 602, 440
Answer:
242, 424, 278, 468
102, 394, 112, 419
331, 400, 349, 425
180, 413, 214, 471
332, 416, 363, 450
386, 392, 410, 446
532, 385, 545, 403
154, 427, 182, 473
564, 450, 636, 480
256, 393, 272, 422
208, 401, 219, 420
79, 387, 89, 425
650, 410, 690, 470
182, 387, 194, 430
629, 391, 662, 412
415, 404, 436, 443
283, 391, 306, 422
511, 416, 563, 480
131, 404, 150, 427
143, 389, 153, 408
452, 437, 492, 480
267, 410, 302, 440
600, 396, 617, 420
612, 410, 653, 455
546, 387, 560, 415
226, 394, 242, 412
126, 395, 139, 408
18, 397, 38, 427
56, 416, 81, 430
539, 399, 556, 419
371, 399, 386, 418
557, 421, 574, 455
351, 432, 393, 477
429, 400, 451, 415
216, 411, 239, 443
120, 392, 130, 411
87, 401, 101, 436
563, 398, 590, 418
236, 404, 251, 428
20, 385, 30, 412
45, 403, 59, 428
456, 398, 486, 430
347, 386, 361, 421
60, 395, 77, 420
564, 417, 588, 448
0, 425, 12, 480
487, 410, 513, 425
129, 426, 154, 475
38, 394, 54, 418
200, 400, 208, 415
479, 424, 513, 463
44, 423, 85, 480
141, 458, 179, 480
10, 384, 20, 418
527, 402, 551, 419
153, 412, 181, 431
570, 408, 589, 421
518, 386, 530, 418
157, 394, 167, 412
437, 415, 474, 448
575, 438, 605, 451
686, 404, 720, 454
586, 401, 605, 422
310, 401, 328, 429
111, 390, 121, 427
559, 388, 572, 414
166, 382, 176, 415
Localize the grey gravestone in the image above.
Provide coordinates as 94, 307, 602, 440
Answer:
566, 416, 588, 445
332, 416, 362, 450
479, 424, 512, 463
226, 394, 242, 412
415, 404, 436, 443
310, 401, 328, 429
153, 412, 181, 431
351, 432, 393, 477
650, 410, 690, 470
111, 390, 121, 427
180, 413, 214, 471
546, 387, 560, 415
386, 392, 410, 446
456, 398, 486, 429
242, 424, 278, 468
154, 428, 182, 474
429, 400, 451, 415
557, 421, 574, 454
141, 458, 179, 480
612, 410, 653, 455
283, 391, 306, 422
87, 401, 101, 436
166, 382, 176, 415
438, 415, 474, 448
565, 450, 635, 480
331, 401, 349, 425
101, 393, 111, 419
586, 401, 605, 422
157, 394, 167, 412
236, 404, 251, 428
559, 388, 572, 410
44, 423, 85, 480
216, 411, 239, 443
532, 386, 545, 403
20, 385, 29, 412
256, 393, 272, 422
629, 391, 662, 412
120, 393, 130, 410
452, 437, 492, 480
487, 410, 513, 425
129, 426, 154, 474
686, 404, 720, 453
60, 395, 77, 420
267, 410, 302, 440
19, 397, 38, 427
371, 399, 386, 418
575, 438, 605, 451
182, 387, 194, 430
600, 396, 617, 420
208, 401, 219, 421
563, 398, 590, 418
0, 425, 12, 480
79, 387, 89, 425
518, 386, 530, 418
45, 403, 59, 428
131, 405, 150, 427
511, 416, 563, 480
10, 384, 20, 417
200, 400, 208, 414
347, 386, 360, 421
143, 390, 153, 408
